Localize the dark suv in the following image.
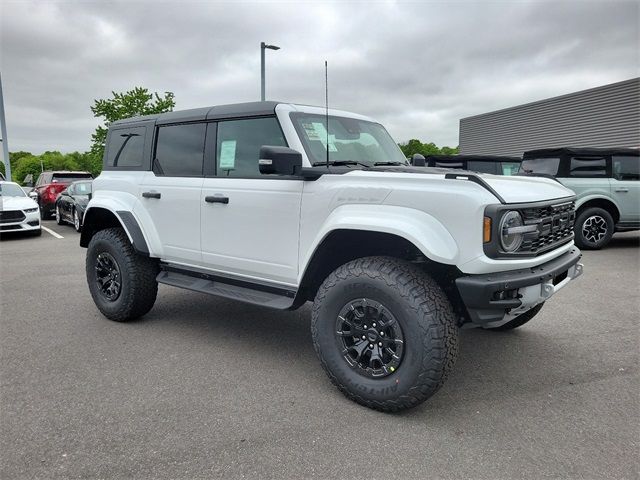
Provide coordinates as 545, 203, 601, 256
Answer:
30, 171, 93, 220
521, 147, 639, 249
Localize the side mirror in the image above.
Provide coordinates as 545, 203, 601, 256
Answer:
259, 146, 302, 175
28, 191, 38, 201
411, 154, 426, 166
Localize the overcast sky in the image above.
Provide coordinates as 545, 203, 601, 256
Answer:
1, 0, 638, 154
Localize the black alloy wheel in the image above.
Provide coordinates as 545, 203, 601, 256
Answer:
335, 298, 404, 378
95, 251, 122, 301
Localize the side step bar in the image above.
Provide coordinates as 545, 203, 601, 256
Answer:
156, 265, 297, 310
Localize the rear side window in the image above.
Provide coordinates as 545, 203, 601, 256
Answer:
107, 127, 146, 167
154, 123, 206, 177
612, 155, 639, 181
51, 173, 93, 183
569, 156, 607, 178
520, 157, 560, 175
216, 117, 287, 177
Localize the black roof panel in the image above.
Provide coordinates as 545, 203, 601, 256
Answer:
524, 147, 639, 158
111, 101, 281, 127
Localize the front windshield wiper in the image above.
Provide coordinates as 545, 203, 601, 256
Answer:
312, 160, 370, 169
373, 161, 408, 166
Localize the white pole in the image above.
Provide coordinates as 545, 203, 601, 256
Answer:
0, 72, 11, 181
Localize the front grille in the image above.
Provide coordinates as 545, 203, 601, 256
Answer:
519, 201, 575, 255
0, 210, 26, 224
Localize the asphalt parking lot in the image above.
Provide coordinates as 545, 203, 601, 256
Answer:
1, 221, 638, 479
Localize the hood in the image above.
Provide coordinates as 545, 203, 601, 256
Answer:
479, 174, 574, 204
0, 195, 39, 211
361, 165, 574, 204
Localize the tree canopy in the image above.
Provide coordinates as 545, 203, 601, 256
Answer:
90, 87, 175, 159
398, 139, 459, 158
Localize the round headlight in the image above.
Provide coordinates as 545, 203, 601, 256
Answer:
499, 211, 524, 252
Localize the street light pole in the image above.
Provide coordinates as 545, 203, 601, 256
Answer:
0, 72, 11, 181
260, 42, 280, 101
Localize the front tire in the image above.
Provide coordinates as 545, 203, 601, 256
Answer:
73, 208, 82, 232
574, 207, 614, 250
311, 257, 459, 412
86, 228, 159, 322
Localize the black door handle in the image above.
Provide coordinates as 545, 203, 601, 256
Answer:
142, 192, 161, 199
205, 195, 229, 204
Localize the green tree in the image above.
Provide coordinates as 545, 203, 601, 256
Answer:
398, 139, 459, 158
90, 87, 175, 159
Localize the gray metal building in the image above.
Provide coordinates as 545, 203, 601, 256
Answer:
459, 77, 640, 157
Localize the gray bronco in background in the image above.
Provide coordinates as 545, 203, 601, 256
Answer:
521, 147, 639, 249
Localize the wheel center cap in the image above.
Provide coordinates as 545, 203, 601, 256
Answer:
367, 331, 378, 342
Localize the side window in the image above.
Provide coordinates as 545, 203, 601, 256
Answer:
216, 117, 287, 177
466, 161, 498, 174
154, 123, 206, 177
501, 162, 521, 175
107, 127, 146, 168
569, 156, 607, 178
612, 155, 639, 181
66, 185, 74, 195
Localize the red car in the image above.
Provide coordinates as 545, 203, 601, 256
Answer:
30, 171, 93, 219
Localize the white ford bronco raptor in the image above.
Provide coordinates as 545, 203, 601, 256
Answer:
81, 101, 583, 411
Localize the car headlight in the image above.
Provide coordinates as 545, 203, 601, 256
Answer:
24, 207, 38, 213
499, 211, 524, 252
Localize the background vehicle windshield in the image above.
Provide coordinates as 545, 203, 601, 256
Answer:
291, 113, 408, 166
0, 183, 27, 197
520, 157, 560, 175
74, 182, 92, 195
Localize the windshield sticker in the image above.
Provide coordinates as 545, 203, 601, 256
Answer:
308, 122, 338, 152
219, 140, 237, 169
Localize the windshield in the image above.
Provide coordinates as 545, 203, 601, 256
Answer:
520, 157, 560, 175
74, 182, 92, 195
290, 113, 408, 166
0, 183, 27, 197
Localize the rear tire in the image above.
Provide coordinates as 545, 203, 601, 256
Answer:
311, 256, 459, 412
39, 203, 47, 220
485, 303, 544, 331
574, 207, 614, 250
86, 228, 159, 322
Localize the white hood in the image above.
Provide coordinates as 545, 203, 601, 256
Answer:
0, 195, 39, 211
480, 174, 575, 204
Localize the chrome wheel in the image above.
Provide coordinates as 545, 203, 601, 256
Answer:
335, 298, 404, 378
582, 215, 608, 244
74, 210, 80, 231
55, 206, 61, 223
95, 252, 122, 301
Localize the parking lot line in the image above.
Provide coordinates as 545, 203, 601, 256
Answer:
41, 226, 64, 239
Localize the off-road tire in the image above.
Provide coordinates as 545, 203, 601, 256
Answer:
86, 227, 159, 322
485, 303, 544, 331
311, 256, 459, 412
574, 207, 614, 250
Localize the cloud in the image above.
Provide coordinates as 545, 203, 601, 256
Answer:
1, 0, 638, 153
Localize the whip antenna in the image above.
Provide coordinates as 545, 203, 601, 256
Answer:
325, 60, 329, 169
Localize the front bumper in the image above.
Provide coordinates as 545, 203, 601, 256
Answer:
455, 248, 583, 326
0, 210, 41, 233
